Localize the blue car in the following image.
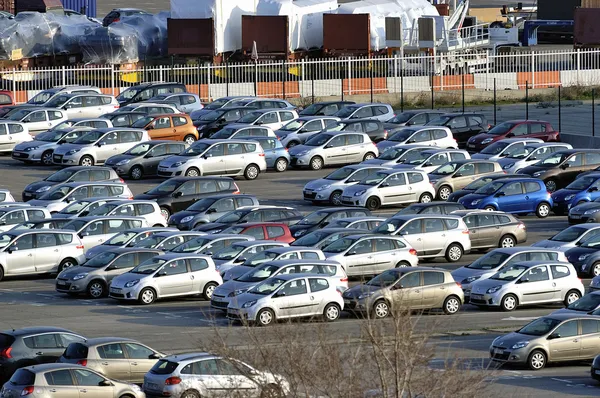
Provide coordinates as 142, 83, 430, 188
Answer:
458, 177, 552, 218
243, 137, 290, 172
550, 173, 600, 216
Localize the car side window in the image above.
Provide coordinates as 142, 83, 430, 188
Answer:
73, 369, 105, 386
456, 163, 475, 176
206, 144, 225, 157
301, 251, 320, 260
529, 123, 546, 134
354, 107, 373, 118
365, 122, 379, 133
468, 116, 484, 126
400, 219, 422, 235
349, 240, 373, 254
502, 182, 523, 196
28, 111, 46, 122
280, 111, 295, 122
444, 218, 460, 229
59, 333, 84, 347
511, 124, 528, 136
410, 113, 428, 125
374, 238, 393, 252
279, 279, 308, 296
581, 319, 600, 335
347, 134, 364, 145
8, 124, 23, 134
523, 182, 540, 193
71, 170, 90, 182
400, 272, 421, 288
5, 210, 25, 225
162, 259, 188, 276
245, 227, 265, 240
450, 152, 467, 161
309, 278, 329, 292
427, 154, 448, 166
97, 343, 126, 359
266, 226, 285, 238
423, 271, 444, 286
0, 124, 6, 135
374, 106, 389, 115
550, 264, 570, 279
301, 120, 322, 132
424, 219, 445, 233
522, 266, 549, 282
327, 136, 346, 148
259, 113, 278, 124
27, 209, 46, 221
567, 154, 584, 167
585, 152, 600, 166
45, 370, 74, 386
552, 321, 578, 338
385, 173, 406, 187
477, 214, 496, 227
421, 205, 440, 214
432, 129, 447, 139
407, 172, 424, 184
177, 181, 197, 196
449, 116, 467, 128
411, 130, 431, 142
110, 253, 137, 269
35, 233, 57, 248
124, 343, 155, 359
477, 163, 495, 173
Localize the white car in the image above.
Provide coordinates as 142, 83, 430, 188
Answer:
363, 144, 433, 167
341, 169, 435, 210
333, 103, 394, 122
236, 108, 299, 131
497, 142, 573, 173
0, 189, 15, 203
24, 85, 102, 106
0, 121, 30, 153
0, 207, 51, 233
377, 126, 457, 151
51, 117, 114, 131
211, 124, 277, 139
275, 116, 339, 148
11, 127, 93, 165
63, 216, 148, 251
86, 200, 168, 227
533, 224, 600, 249
115, 102, 183, 115
6, 107, 67, 135
392, 148, 470, 172
44, 93, 120, 118
471, 138, 544, 161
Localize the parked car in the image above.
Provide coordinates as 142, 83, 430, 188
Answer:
190, 96, 253, 119
109, 253, 223, 304
377, 126, 457, 151
568, 197, 600, 223
192, 206, 302, 234
0, 229, 86, 280
22, 166, 121, 201
148, 93, 203, 113
22, 86, 101, 107
131, 114, 198, 144
6, 107, 67, 134
0, 207, 50, 233
12, 127, 93, 166
56, 248, 162, 298
471, 138, 544, 161
425, 113, 489, 148
467, 120, 560, 152
341, 169, 435, 210
44, 93, 119, 118
342, 267, 464, 318
303, 165, 388, 205
275, 116, 339, 148
519, 149, 600, 192
299, 101, 355, 116
564, 233, 600, 276
0, 122, 30, 153
227, 98, 294, 109
233, 108, 298, 131
447, 173, 529, 202
134, 177, 240, 219
156, 139, 267, 180
193, 107, 256, 138
428, 159, 503, 200
533, 224, 600, 250
551, 173, 600, 216
453, 210, 527, 249
11, 219, 71, 231
51, 117, 113, 131
210, 124, 276, 140
552, 291, 600, 316
290, 228, 370, 250
116, 81, 186, 106
326, 118, 388, 143
170, 234, 254, 256
324, 216, 385, 231
102, 111, 147, 127
220, 222, 294, 243
114, 103, 181, 116
51, 198, 121, 219
133, 231, 207, 251
289, 207, 372, 239
169, 194, 258, 230
0, 189, 15, 203
84, 227, 175, 259
333, 103, 394, 122
383, 110, 445, 128
243, 136, 290, 172
372, 214, 471, 262
364, 144, 431, 167
105, 140, 187, 180
289, 131, 378, 170
395, 202, 465, 215
212, 240, 289, 274
85, 200, 167, 227
458, 177, 552, 218
62, 216, 147, 251
391, 148, 470, 173
498, 142, 573, 174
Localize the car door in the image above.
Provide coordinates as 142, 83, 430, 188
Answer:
25, 333, 67, 364
142, 144, 168, 175
390, 271, 423, 308
95, 131, 119, 161
32, 232, 62, 273
496, 182, 525, 213
452, 162, 477, 190
212, 359, 259, 396
527, 122, 549, 141
188, 257, 211, 292
344, 239, 377, 275
0, 209, 25, 232
71, 368, 115, 398
323, 135, 348, 165
224, 142, 245, 175
473, 214, 501, 248
63, 96, 84, 118
447, 116, 470, 145
578, 319, 600, 358
421, 271, 446, 308
43, 369, 80, 398
345, 134, 367, 163
462, 215, 481, 248
585, 152, 600, 173
547, 320, 581, 361
123, 342, 159, 383
515, 265, 554, 304
155, 259, 193, 296
523, 181, 544, 213
0, 124, 10, 152
558, 153, 584, 187
397, 219, 423, 254
372, 237, 398, 273
95, 343, 131, 380
420, 218, 448, 257
172, 180, 199, 212
272, 278, 313, 317
259, 138, 277, 165
201, 143, 226, 175
379, 173, 410, 205
25, 110, 52, 132
149, 116, 173, 140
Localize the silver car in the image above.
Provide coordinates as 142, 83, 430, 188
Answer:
149, 93, 204, 113
133, 231, 207, 251
85, 200, 167, 227
56, 248, 162, 298
333, 103, 394, 122
533, 224, 600, 249
227, 274, 345, 325
368, 144, 433, 164
470, 261, 584, 311
109, 253, 223, 304
11, 127, 94, 165
0, 229, 86, 281
323, 216, 385, 231
498, 142, 573, 173
289, 131, 378, 170
51, 117, 114, 131
392, 148, 471, 173
376, 126, 457, 150
167, 194, 259, 230
62, 216, 148, 251
51, 197, 121, 219
44, 93, 119, 118
5, 107, 67, 134
170, 234, 255, 255
0, 207, 51, 233
212, 240, 289, 274
85, 227, 176, 259
52, 128, 150, 166
275, 116, 339, 148
471, 138, 544, 161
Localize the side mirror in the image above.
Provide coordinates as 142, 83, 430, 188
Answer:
173, 191, 183, 198
347, 250, 357, 256
561, 163, 570, 169
406, 139, 415, 144
255, 121, 263, 126
157, 270, 168, 277
146, 125, 154, 130
96, 141, 105, 147
518, 277, 529, 284
505, 132, 514, 138
0, 220, 5, 226
453, 173, 463, 178
204, 251, 213, 256
235, 258, 246, 263
423, 162, 432, 167
590, 187, 599, 192
275, 291, 286, 298
149, 353, 161, 359
324, 144, 333, 149
6, 247, 12, 254
99, 380, 112, 387
499, 153, 509, 157
144, 153, 153, 158
399, 230, 408, 235
548, 332, 561, 340
206, 208, 216, 214
380, 182, 390, 188
80, 232, 89, 237
494, 192, 506, 197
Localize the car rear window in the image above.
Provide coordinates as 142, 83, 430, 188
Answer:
9, 369, 35, 385
0, 333, 15, 349
63, 343, 88, 359
151, 359, 179, 374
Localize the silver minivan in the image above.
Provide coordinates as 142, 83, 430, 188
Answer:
169, 234, 254, 256
109, 253, 223, 304
0, 207, 51, 233
235, 108, 299, 130
212, 240, 289, 274
6, 107, 67, 134
62, 216, 148, 251
12, 127, 94, 166
275, 116, 339, 148
84, 227, 176, 259
44, 93, 119, 118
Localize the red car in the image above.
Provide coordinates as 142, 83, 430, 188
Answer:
467, 120, 560, 152
222, 222, 295, 243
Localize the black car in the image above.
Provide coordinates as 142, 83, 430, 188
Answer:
116, 81, 186, 106
425, 113, 489, 148
394, 202, 465, 216
193, 106, 256, 139
289, 207, 372, 239
447, 173, 531, 202
105, 141, 187, 180
133, 177, 239, 219
328, 119, 387, 142
22, 166, 120, 201
102, 7, 151, 26
190, 96, 253, 120
101, 111, 147, 127
592, 354, 600, 382
168, 194, 259, 230
0, 327, 85, 382
299, 101, 355, 116
192, 206, 303, 234
383, 110, 445, 129
564, 243, 598, 275
290, 227, 370, 249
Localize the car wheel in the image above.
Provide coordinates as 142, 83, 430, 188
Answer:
0, 266, 4, 282
244, 164, 260, 180
592, 262, 600, 277
329, 191, 343, 206
87, 281, 106, 299
256, 308, 275, 326
160, 207, 170, 220
185, 167, 200, 177
500, 294, 518, 311
139, 288, 156, 305
323, 303, 341, 322
443, 295, 461, 315
438, 185, 452, 200
499, 234, 516, 248
545, 179, 557, 193
41, 150, 53, 166
484, 205, 496, 211
58, 258, 76, 273
363, 152, 376, 161
395, 261, 411, 268
275, 157, 288, 172
202, 282, 218, 300
564, 289, 581, 306
445, 243, 463, 262
527, 350, 547, 370
536, 202, 550, 218
365, 196, 381, 211
180, 391, 200, 398
309, 156, 324, 170
372, 300, 390, 319
79, 155, 94, 167
184, 134, 197, 145
287, 141, 298, 149
419, 192, 433, 203
129, 165, 143, 180
260, 384, 284, 398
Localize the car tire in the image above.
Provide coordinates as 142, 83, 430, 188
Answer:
323, 303, 341, 322
244, 164, 260, 180
365, 196, 381, 211
443, 295, 461, 315
372, 300, 390, 319
499, 234, 516, 248
138, 288, 156, 305
527, 349, 547, 371
419, 192, 433, 203
180, 392, 201, 398
183, 134, 197, 145
185, 167, 200, 177
275, 157, 288, 172
202, 282, 218, 300
287, 141, 299, 149
260, 384, 284, 398
129, 165, 143, 180
592, 262, 600, 277
256, 308, 275, 326
87, 280, 106, 299
536, 202, 551, 218
500, 294, 518, 311
395, 261, 411, 268
79, 155, 94, 167
0, 266, 4, 282
564, 289, 581, 306
329, 191, 343, 206
41, 150, 53, 166
58, 258, 77, 273
363, 152, 376, 161
484, 205, 496, 211
445, 243, 463, 262
309, 156, 324, 170
545, 179, 558, 193
438, 185, 452, 200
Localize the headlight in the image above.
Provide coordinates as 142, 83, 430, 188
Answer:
502, 163, 514, 170
125, 279, 140, 288
471, 199, 481, 205
180, 215, 194, 223
584, 208, 600, 215
72, 273, 88, 281
564, 194, 575, 201
115, 159, 130, 166
66, 149, 81, 155
131, 384, 142, 392
296, 150, 309, 157
173, 161, 187, 167
482, 138, 493, 144
35, 185, 51, 193
211, 229, 223, 234
358, 291, 374, 299
229, 288, 248, 297
486, 285, 502, 294
511, 341, 530, 350
293, 229, 307, 237
354, 189, 366, 196
462, 276, 481, 284
315, 184, 331, 192
533, 171, 543, 177
242, 300, 257, 308
197, 125, 205, 130
25, 146, 39, 152
579, 254, 590, 261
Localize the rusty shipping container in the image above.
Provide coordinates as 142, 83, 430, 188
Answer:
0, 0, 14, 14
434, 3, 450, 16
538, 0, 600, 20
323, 13, 370, 56
582, 0, 600, 7
574, 7, 600, 46
241, 15, 289, 59
168, 18, 215, 57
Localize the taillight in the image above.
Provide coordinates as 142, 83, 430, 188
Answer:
547, 191, 552, 195
383, 130, 388, 139
165, 377, 182, 385
114, 105, 119, 109
462, 229, 470, 234
456, 282, 462, 289
77, 359, 87, 366
285, 147, 288, 152
20, 386, 34, 396
0, 346, 12, 358
76, 245, 84, 250
119, 178, 124, 183
340, 277, 348, 282
128, 196, 133, 200
259, 153, 265, 157
503, 170, 507, 174
518, 222, 526, 229
372, 141, 377, 146
409, 248, 417, 256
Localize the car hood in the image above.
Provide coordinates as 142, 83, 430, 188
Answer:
224, 265, 253, 280
14, 140, 54, 151
361, 158, 391, 166
342, 284, 382, 299
570, 202, 600, 213
376, 140, 399, 151
520, 164, 551, 175
85, 244, 113, 259
169, 211, 200, 223
23, 180, 58, 192
451, 266, 495, 281
448, 189, 472, 201
458, 193, 489, 205
227, 291, 266, 309
27, 198, 56, 206
550, 308, 590, 316
342, 184, 373, 196
427, 173, 449, 182
492, 332, 533, 348
105, 154, 136, 165
51, 212, 73, 219
565, 246, 597, 263
552, 188, 580, 202
531, 239, 570, 249
133, 193, 162, 200
288, 145, 314, 156
470, 278, 510, 295
110, 272, 148, 288
289, 224, 314, 234
214, 279, 255, 296
58, 265, 100, 280
470, 153, 493, 160
158, 155, 191, 168
53, 143, 86, 155
304, 178, 336, 191
193, 222, 228, 232
469, 133, 497, 144
190, 109, 212, 119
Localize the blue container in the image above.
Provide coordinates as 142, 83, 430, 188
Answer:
61, 0, 96, 17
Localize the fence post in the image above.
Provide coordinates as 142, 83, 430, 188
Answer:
400, 62, 404, 112
282, 60, 286, 100
394, 54, 398, 95
110, 64, 115, 97
485, 49, 490, 91
61, 66, 66, 86
531, 51, 535, 89
462, 72, 465, 113
11, 68, 16, 102
300, 59, 305, 99
577, 49, 581, 85
493, 78, 497, 125
558, 85, 562, 133
526, 80, 529, 119
370, 60, 374, 103
347, 57, 352, 96
430, 72, 434, 109
226, 62, 230, 96
206, 64, 211, 102
254, 62, 258, 97
159, 65, 164, 82
592, 88, 595, 137
197, 62, 201, 100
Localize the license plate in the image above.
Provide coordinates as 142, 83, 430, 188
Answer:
493, 348, 504, 355
158, 167, 167, 170
144, 382, 159, 390
110, 288, 121, 293
23, 192, 32, 197
595, 370, 600, 375
228, 309, 239, 315
471, 294, 483, 299
344, 299, 351, 305
571, 214, 580, 219
56, 280, 66, 286
342, 196, 351, 200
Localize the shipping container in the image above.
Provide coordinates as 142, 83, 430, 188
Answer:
574, 7, 600, 47
241, 15, 289, 59
168, 18, 216, 58
582, 0, 600, 8
323, 13, 371, 56
0, 0, 14, 14
61, 0, 96, 17
537, 0, 600, 20
434, 3, 449, 16
15, 0, 63, 13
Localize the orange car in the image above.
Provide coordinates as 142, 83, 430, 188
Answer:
133, 114, 198, 144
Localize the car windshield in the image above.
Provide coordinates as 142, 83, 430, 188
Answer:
304, 134, 332, 147
323, 237, 357, 253
39, 186, 70, 200
334, 106, 358, 118
215, 210, 247, 224
566, 293, 600, 312
117, 87, 141, 101
45, 95, 70, 108
0, 233, 14, 249
88, 203, 118, 216
279, 119, 305, 131
211, 127, 237, 139
199, 109, 227, 121
387, 112, 416, 124
245, 251, 279, 266
378, 147, 405, 161
134, 235, 164, 248
105, 231, 137, 246
388, 130, 415, 142
402, 151, 430, 165
7, 109, 34, 121
489, 264, 527, 281
566, 176, 596, 190
431, 162, 460, 175
465, 251, 510, 269
222, 226, 245, 235
59, 200, 92, 214
125, 143, 151, 156
549, 226, 586, 242
487, 122, 517, 135
396, 205, 423, 215
35, 130, 66, 142
581, 235, 600, 248
131, 116, 154, 128
359, 172, 388, 186
131, 258, 166, 274
84, 252, 118, 268
517, 317, 562, 336
171, 237, 211, 253
507, 145, 535, 159
324, 167, 354, 181
298, 211, 328, 225
62, 219, 87, 232
213, 244, 245, 260
248, 277, 286, 294
464, 177, 494, 190
45, 169, 76, 183
292, 230, 329, 246
237, 112, 261, 124
474, 181, 504, 195
539, 152, 569, 166
236, 264, 279, 282
480, 141, 510, 155
366, 270, 401, 287
373, 219, 404, 235
147, 180, 182, 195
73, 130, 103, 145
180, 143, 210, 157
28, 89, 57, 104
205, 98, 229, 110
426, 115, 451, 126
187, 198, 217, 212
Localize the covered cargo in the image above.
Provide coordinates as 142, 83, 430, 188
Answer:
574, 7, 600, 47
61, 0, 96, 17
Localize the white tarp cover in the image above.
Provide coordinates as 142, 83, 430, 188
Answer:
336, 0, 439, 50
